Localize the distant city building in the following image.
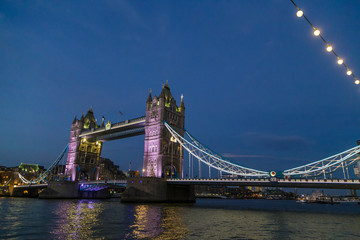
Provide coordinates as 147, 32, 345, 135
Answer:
0, 166, 13, 185
128, 170, 140, 178
18, 163, 45, 183
221, 173, 241, 179
246, 186, 263, 192
18, 163, 45, 173
52, 165, 66, 175
47, 165, 66, 181
98, 157, 126, 180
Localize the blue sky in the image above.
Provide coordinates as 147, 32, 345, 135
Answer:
1, 0, 360, 176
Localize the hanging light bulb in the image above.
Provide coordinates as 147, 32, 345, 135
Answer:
296, 10, 303, 17
313, 29, 320, 36
291, 1, 358, 84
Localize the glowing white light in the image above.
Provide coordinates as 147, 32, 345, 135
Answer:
337, 59, 343, 65
313, 29, 320, 36
347, 70, 352, 76
355, 80, 360, 85
326, 45, 332, 52
296, 10, 303, 17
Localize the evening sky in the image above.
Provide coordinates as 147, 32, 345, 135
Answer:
1, 0, 360, 175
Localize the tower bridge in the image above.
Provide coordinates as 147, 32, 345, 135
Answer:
10, 82, 360, 201
64, 81, 185, 182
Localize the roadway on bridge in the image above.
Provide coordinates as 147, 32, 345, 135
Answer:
167, 178, 360, 189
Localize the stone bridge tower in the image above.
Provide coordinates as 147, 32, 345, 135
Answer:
143, 82, 185, 178
65, 108, 103, 181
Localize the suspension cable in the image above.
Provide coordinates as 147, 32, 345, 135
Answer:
164, 122, 269, 177
18, 145, 68, 184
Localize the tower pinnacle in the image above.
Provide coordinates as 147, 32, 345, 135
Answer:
147, 88, 152, 103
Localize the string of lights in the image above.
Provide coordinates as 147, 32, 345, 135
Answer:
290, 0, 359, 85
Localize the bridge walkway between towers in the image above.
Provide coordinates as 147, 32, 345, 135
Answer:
79, 116, 146, 141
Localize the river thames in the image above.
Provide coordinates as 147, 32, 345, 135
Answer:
1, 197, 360, 239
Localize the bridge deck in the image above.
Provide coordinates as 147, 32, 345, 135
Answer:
14, 180, 127, 191
13, 178, 360, 191
167, 178, 360, 189
13, 184, 49, 189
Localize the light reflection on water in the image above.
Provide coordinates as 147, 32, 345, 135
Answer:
126, 205, 162, 239
1, 198, 360, 239
51, 200, 104, 240
125, 204, 188, 239
154, 207, 188, 240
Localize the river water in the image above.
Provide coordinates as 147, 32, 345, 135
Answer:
1, 197, 360, 239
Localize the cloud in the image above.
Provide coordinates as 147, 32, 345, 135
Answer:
221, 153, 307, 164
104, 0, 146, 29
244, 132, 312, 152
222, 153, 276, 159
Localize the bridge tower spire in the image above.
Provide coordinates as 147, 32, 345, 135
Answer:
143, 82, 185, 178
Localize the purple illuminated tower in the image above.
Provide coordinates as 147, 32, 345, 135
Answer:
143, 82, 185, 178
65, 108, 102, 181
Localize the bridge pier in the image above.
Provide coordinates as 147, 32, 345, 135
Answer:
80, 188, 110, 199
39, 181, 80, 199
39, 181, 112, 199
121, 177, 195, 203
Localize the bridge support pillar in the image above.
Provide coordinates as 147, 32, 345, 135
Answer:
351, 189, 358, 197
39, 181, 80, 199
39, 181, 111, 199
8, 171, 18, 196
8, 184, 14, 197
121, 177, 195, 203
